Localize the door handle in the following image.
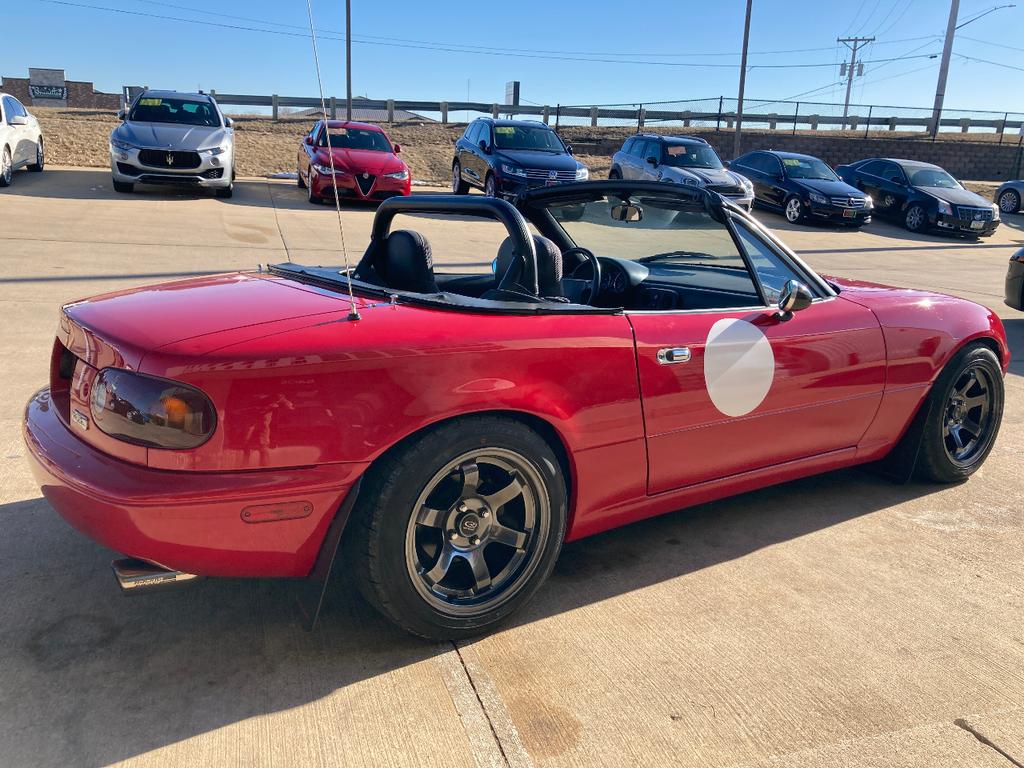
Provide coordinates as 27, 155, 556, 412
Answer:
657, 347, 691, 365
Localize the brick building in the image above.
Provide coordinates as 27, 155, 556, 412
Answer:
0, 68, 120, 109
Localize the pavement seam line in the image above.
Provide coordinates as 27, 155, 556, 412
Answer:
453, 641, 534, 768
266, 181, 294, 261
435, 642, 509, 768
954, 718, 1024, 767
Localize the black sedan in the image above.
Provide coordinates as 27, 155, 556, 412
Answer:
730, 150, 872, 227
836, 158, 1000, 237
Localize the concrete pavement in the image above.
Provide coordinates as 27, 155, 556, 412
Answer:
1, 168, 1023, 767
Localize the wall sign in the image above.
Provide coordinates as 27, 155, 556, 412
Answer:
29, 84, 68, 99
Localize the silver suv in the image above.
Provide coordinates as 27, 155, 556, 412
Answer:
610, 134, 753, 211
110, 90, 235, 197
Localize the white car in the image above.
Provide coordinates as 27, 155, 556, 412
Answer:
0, 93, 44, 187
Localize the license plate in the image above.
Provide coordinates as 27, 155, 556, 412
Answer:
545, 180, 557, 186
970, 220, 984, 230
842, 209, 856, 218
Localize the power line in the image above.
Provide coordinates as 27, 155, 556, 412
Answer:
958, 34, 1024, 52
953, 51, 1024, 71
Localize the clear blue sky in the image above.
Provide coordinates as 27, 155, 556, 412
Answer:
3, 0, 1022, 114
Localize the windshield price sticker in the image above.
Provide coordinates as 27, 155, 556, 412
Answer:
494, 126, 515, 134
138, 98, 163, 106
782, 158, 803, 166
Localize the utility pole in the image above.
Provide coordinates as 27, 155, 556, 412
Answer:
837, 36, 874, 129
345, 0, 353, 121
733, 0, 752, 159
930, 0, 959, 137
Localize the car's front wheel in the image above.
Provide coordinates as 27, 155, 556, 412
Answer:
0, 147, 12, 187
452, 161, 469, 194
609, 168, 622, 180
904, 203, 927, 233
484, 173, 497, 198
346, 416, 567, 640
784, 196, 804, 224
915, 343, 1003, 483
28, 138, 44, 172
998, 188, 1020, 214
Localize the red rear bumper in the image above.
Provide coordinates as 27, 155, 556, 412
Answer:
23, 388, 367, 578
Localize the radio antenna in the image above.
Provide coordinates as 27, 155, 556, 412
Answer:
304, 0, 360, 321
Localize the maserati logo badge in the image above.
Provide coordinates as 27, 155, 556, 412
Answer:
548, 170, 558, 180
166, 153, 174, 166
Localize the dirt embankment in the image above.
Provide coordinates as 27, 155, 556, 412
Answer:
32, 108, 1001, 197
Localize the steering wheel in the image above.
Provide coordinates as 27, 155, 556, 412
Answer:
561, 247, 602, 305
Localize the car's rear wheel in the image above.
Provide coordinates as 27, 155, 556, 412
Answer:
484, 173, 497, 198
904, 203, 927, 233
784, 196, 804, 224
346, 416, 567, 640
0, 147, 12, 187
915, 343, 1003, 483
112, 180, 133, 193
452, 161, 469, 194
28, 138, 44, 172
998, 189, 1020, 214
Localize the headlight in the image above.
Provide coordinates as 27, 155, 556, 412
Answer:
740, 177, 753, 191
313, 163, 347, 176
809, 191, 828, 205
384, 168, 409, 180
864, 195, 874, 208
575, 166, 589, 180
683, 177, 700, 187
500, 163, 527, 177
937, 200, 953, 216
110, 138, 135, 152
200, 146, 228, 156
90, 368, 216, 450
992, 203, 1000, 221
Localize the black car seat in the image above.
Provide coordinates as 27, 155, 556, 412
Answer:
492, 235, 564, 300
374, 230, 439, 293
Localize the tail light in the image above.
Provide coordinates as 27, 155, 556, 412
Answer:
90, 369, 216, 449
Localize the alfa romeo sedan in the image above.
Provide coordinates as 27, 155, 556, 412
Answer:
24, 182, 1007, 639
109, 90, 235, 198
836, 158, 999, 236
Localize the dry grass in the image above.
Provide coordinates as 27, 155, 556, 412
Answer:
32, 107, 1006, 197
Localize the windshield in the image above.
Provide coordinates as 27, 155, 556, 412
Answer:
130, 97, 220, 127
546, 193, 745, 267
781, 157, 838, 181
906, 167, 960, 189
493, 125, 565, 152
319, 127, 393, 151
662, 143, 724, 170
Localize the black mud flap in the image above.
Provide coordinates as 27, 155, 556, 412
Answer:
872, 392, 933, 484
296, 478, 362, 631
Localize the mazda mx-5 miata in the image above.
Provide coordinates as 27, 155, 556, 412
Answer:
296, 119, 411, 204
24, 182, 1008, 639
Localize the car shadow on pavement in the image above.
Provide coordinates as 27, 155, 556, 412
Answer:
0, 465, 944, 766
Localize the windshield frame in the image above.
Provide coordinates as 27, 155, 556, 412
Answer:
903, 164, 961, 189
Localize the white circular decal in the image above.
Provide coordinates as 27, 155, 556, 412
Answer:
703, 318, 775, 417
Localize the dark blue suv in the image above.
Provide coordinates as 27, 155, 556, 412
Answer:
452, 118, 588, 198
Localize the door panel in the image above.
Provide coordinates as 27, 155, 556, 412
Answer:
629, 297, 885, 494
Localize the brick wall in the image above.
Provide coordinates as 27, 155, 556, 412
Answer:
0, 77, 31, 104
1, 75, 119, 110
586, 131, 1023, 182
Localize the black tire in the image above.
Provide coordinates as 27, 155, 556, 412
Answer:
452, 161, 469, 194
914, 343, 1003, 483
783, 195, 804, 224
297, 168, 307, 189
609, 168, 622, 180
904, 203, 927, 233
346, 416, 567, 640
28, 138, 44, 172
215, 178, 234, 199
112, 180, 133, 194
0, 147, 12, 187
998, 188, 1020, 215
484, 173, 497, 198
307, 177, 321, 205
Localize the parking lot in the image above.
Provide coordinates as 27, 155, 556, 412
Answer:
1, 167, 1023, 767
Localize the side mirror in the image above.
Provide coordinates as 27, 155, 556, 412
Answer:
610, 203, 643, 222
723, 160, 731, 168
224, 117, 234, 128
117, 108, 126, 121
10, 115, 28, 126
776, 279, 813, 319
646, 156, 658, 166
393, 143, 401, 153
304, 136, 314, 146
565, 142, 574, 155
478, 139, 490, 153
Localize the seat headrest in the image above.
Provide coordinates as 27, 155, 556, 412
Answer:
377, 229, 437, 294
495, 235, 562, 298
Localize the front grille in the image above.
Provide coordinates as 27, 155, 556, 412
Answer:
137, 175, 201, 185
830, 196, 865, 208
707, 183, 744, 196
138, 149, 201, 170
955, 206, 993, 221
355, 173, 376, 196
201, 168, 224, 179
523, 168, 577, 182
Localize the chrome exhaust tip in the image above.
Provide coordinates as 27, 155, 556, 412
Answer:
111, 558, 201, 595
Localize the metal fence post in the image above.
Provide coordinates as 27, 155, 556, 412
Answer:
793, 102, 799, 135
999, 112, 1008, 144
555, 104, 561, 130
271, 94, 279, 121
864, 105, 872, 139
716, 96, 723, 132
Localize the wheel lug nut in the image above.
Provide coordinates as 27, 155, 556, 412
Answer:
449, 532, 458, 541
481, 510, 490, 518
470, 536, 480, 546
458, 503, 468, 513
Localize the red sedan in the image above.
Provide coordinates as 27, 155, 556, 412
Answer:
297, 119, 411, 204
24, 182, 1007, 639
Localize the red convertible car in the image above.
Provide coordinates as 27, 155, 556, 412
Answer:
24, 182, 1007, 639
296, 119, 411, 204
